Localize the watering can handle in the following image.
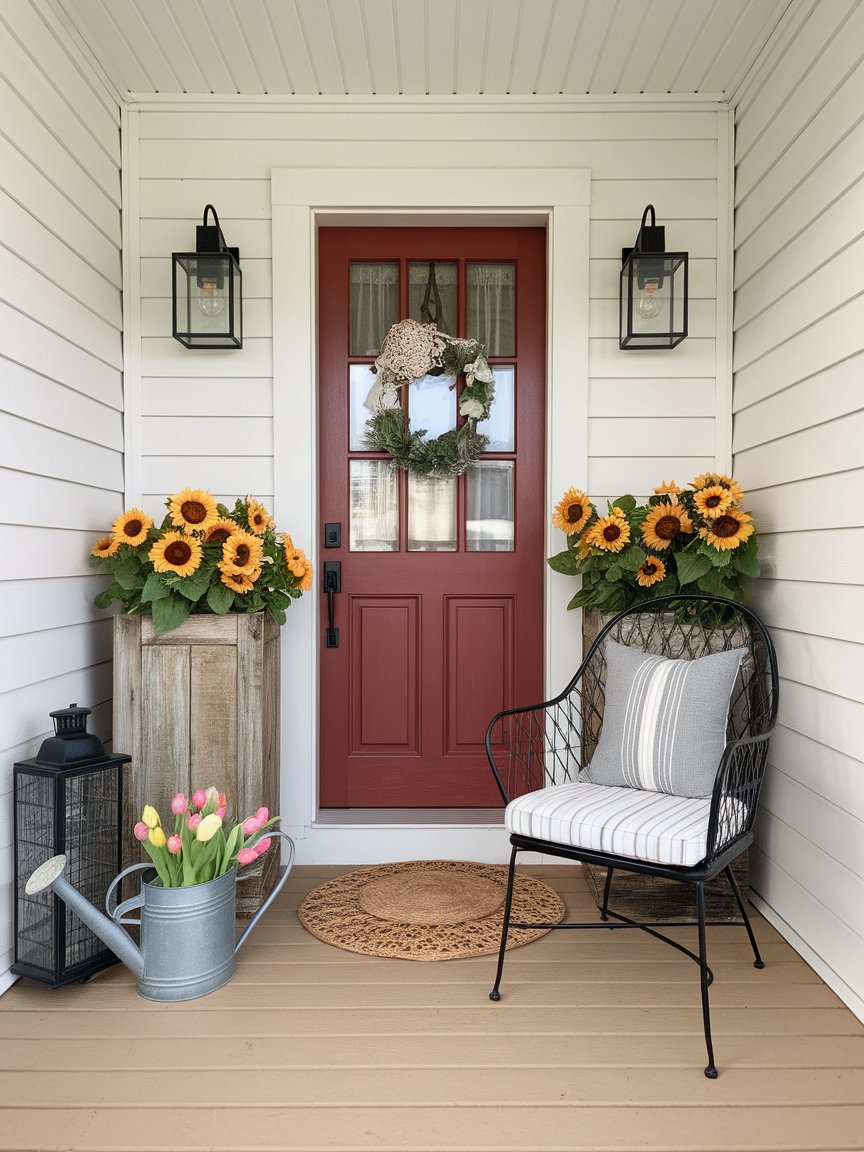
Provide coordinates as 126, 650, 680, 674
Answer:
234, 831, 295, 954
105, 862, 153, 925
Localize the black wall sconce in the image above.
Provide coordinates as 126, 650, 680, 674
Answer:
620, 205, 688, 349
172, 204, 242, 348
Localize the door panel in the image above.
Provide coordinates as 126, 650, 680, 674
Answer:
318, 227, 545, 808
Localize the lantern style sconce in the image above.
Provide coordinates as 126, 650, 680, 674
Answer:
13, 705, 131, 987
172, 204, 242, 348
620, 205, 688, 349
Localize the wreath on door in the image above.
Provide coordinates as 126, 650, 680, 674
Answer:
363, 318, 495, 480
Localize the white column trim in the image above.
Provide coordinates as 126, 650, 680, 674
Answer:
271, 167, 590, 862
715, 108, 735, 474
120, 104, 142, 505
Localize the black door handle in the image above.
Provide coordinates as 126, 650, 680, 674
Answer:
323, 561, 341, 648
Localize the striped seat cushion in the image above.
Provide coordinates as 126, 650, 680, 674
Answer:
505, 780, 727, 867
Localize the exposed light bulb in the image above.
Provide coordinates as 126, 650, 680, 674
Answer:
197, 279, 225, 317
638, 281, 663, 320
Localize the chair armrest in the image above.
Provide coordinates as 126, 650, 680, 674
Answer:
705, 731, 774, 860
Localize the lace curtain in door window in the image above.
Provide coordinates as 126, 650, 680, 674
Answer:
350, 263, 398, 355
467, 263, 515, 356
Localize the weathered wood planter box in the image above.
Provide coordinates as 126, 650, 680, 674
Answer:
113, 613, 280, 915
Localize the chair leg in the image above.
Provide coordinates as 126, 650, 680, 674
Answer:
724, 864, 765, 969
696, 882, 718, 1079
600, 867, 614, 921
489, 845, 518, 1002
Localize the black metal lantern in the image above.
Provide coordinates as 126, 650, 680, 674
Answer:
13, 705, 131, 986
620, 204, 688, 349
172, 203, 242, 348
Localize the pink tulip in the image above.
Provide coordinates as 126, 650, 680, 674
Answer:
167, 834, 182, 854
187, 813, 202, 831
218, 792, 227, 808
216, 805, 227, 820
171, 793, 188, 815
133, 821, 149, 841
256, 807, 269, 824
192, 789, 207, 808
253, 837, 271, 857
236, 848, 258, 866
242, 816, 260, 836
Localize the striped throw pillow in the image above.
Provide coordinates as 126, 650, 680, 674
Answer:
584, 638, 745, 799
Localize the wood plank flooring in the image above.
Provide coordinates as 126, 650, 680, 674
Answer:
1, 865, 862, 1151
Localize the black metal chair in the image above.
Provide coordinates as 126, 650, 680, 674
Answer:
484, 593, 778, 1078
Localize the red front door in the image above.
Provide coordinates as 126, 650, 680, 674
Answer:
318, 227, 545, 807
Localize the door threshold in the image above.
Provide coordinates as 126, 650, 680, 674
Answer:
316, 807, 505, 827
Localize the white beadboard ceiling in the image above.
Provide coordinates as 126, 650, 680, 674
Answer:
54, 0, 793, 99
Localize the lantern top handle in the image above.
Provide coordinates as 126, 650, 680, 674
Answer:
202, 204, 230, 253
635, 204, 656, 251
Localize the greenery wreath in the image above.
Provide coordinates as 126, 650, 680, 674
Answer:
363, 318, 495, 480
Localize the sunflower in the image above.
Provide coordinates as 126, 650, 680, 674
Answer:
297, 558, 314, 591
168, 488, 219, 534
641, 503, 693, 550
552, 487, 593, 536
149, 531, 203, 577
91, 535, 120, 558
588, 514, 630, 553
653, 480, 681, 500
284, 543, 309, 579
635, 556, 666, 587
694, 485, 733, 520
204, 517, 240, 545
112, 508, 153, 548
221, 531, 263, 575
245, 498, 273, 535
699, 510, 755, 551
220, 567, 260, 594
690, 472, 745, 504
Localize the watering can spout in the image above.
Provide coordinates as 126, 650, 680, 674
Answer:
26, 856, 145, 979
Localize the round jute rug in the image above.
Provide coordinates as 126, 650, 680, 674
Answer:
297, 860, 566, 961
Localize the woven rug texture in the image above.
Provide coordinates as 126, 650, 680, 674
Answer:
297, 860, 566, 961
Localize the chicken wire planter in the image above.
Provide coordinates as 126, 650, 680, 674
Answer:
113, 612, 280, 915
580, 608, 751, 923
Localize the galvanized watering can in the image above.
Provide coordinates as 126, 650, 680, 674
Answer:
26, 831, 294, 1002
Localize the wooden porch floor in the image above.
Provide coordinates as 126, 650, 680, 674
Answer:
1, 865, 863, 1151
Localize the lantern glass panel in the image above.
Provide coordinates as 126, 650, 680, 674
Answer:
620, 253, 688, 349
173, 253, 242, 348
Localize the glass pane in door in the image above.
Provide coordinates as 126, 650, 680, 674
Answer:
408, 373, 457, 441
350, 262, 398, 355
408, 475, 457, 551
349, 364, 378, 450
475, 364, 515, 451
349, 460, 399, 551
466, 461, 514, 552
408, 261, 457, 334
467, 262, 515, 355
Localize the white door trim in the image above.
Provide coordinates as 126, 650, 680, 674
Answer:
271, 167, 590, 864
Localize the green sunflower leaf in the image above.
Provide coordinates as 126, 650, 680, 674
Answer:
207, 581, 235, 614
731, 536, 760, 578
547, 550, 580, 576
617, 544, 647, 572
175, 564, 213, 602
676, 550, 712, 586
114, 556, 145, 591
612, 494, 636, 514
151, 592, 192, 636
141, 572, 172, 603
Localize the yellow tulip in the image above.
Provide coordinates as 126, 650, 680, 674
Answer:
195, 813, 223, 842
141, 805, 160, 829
148, 825, 167, 848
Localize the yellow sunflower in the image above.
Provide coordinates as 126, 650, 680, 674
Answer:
690, 472, 745, 504
298, 558, 314, 591
204, 517, 240, 545
694, 485, 733, 520
245, 498, 273, 535
91, 534, 120, 558
699, 510, 755, 551
112, 508, 153, 548
168, 488, 219, 534
220, 567, 260, 594
221, 531, 263, 575
577, 534, 593, 561
149, 531, 203, 577
284, 544, 308, 579
653, 480, 681, 500
635, 556, 666, 588
641, 503, 693, 550
552, 488, 593, 536
588, 514, 631, 554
